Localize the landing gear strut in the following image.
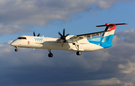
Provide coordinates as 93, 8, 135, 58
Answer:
15, 47, 18, 52
73, 43, 82, 56
76, 51, 81, 55
48, 49, 53, 57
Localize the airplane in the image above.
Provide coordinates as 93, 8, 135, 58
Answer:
10, 23, 128, 57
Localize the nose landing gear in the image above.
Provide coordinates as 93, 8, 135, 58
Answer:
76, 51, 81, 55
15, 47, 18, 52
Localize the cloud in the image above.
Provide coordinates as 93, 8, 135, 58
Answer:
0, 24, 28, 35
68, 78, 121, 86
91, 12, 97, 16
0, 0, 131, 35
116, 29, 135, 43
0, 0, 131, 26
0, 29, 134, 86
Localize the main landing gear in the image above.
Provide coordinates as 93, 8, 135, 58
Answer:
72, 43, 82, 56
48, 49, 53, 57
47, 50, 81, 57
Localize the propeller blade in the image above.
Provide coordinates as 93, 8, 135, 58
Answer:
63, 29, 65, 36
58, 32, 63, 37
62, 42, 64, 47
33, 31, 41, 37
58, 28, 70, 47
66, 34, 69, 37
63, 40, 67, 43
61, 40, 67, 47
37, 33, 40, 37
33, 32, 36, 36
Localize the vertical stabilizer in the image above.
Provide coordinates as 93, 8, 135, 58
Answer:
96, 23, 128, 44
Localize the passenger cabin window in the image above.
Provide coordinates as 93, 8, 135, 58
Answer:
17, 37, 27, 39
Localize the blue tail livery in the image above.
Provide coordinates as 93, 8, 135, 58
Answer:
88, 23, 128, 48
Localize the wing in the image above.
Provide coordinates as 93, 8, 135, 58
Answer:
71, 31, 108, 41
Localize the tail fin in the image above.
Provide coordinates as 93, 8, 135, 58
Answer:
97, 23, 128, 44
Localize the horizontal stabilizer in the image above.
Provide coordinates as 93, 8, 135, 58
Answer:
96, 23, 128, 27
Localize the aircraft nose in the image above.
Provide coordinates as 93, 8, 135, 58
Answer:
10, 42, 14, 46
10, 42, 16, 46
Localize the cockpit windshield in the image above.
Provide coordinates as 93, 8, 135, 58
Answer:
17, 37, 27, 39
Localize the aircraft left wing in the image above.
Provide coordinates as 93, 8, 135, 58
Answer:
71, 31, 108, 40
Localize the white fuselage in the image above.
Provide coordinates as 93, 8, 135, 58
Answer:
10, 35, 104, 52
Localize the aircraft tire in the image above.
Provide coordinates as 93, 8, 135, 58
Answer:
15, 48, 18, 52
76, 51, 81, 55
48, 53, 53, 57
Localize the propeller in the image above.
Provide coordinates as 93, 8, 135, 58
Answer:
33, 31, 40, 37
58, 29, 69, 43
96, 23, 128, 27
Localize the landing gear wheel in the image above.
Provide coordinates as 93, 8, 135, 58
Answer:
48, 53, 53, 57
15, 48, 18, 52
76, 51, 81, 55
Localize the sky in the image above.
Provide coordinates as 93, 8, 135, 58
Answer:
0, 0, 135, 86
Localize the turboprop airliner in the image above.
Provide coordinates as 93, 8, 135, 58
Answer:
10, 23, 128, 57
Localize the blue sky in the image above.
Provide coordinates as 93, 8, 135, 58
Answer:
1, 0, 134, 43
0, 0, 135, 86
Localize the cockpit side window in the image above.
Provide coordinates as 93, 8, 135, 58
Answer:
17, 37, 27, 39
